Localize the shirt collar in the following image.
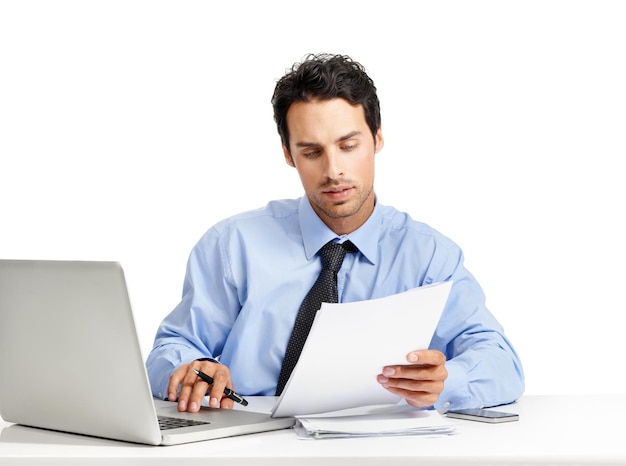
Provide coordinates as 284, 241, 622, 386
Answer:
298, 196, 380, 264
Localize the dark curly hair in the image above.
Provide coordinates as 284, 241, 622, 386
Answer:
272, 53, 381, 152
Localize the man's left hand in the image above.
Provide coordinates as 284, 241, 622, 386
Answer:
377, 349, 447, 408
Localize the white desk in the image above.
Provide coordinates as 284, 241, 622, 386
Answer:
1, 394, 624, 465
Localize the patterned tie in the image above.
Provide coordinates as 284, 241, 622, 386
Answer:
275, 240, 357, 396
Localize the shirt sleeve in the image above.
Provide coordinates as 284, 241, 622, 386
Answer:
145, 227, 239, 399
427, 245, 525, 411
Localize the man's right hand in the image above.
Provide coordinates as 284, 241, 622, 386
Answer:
168, 360, 235, 412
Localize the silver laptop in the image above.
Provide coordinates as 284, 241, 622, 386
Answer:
0, 259, 295, 445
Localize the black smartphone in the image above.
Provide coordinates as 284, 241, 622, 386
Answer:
445, 408, 519, 423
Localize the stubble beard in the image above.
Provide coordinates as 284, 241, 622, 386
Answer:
312, 181, 374, 221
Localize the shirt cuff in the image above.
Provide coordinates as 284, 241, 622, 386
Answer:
434, 360, 472, 411
195, 357, 220, 364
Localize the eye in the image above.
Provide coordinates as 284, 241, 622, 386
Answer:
341, 143, 357, 151
302, 149, 321, 158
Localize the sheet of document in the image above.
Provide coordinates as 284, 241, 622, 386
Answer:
293, 403, 457, 439
271, 281, 452, 417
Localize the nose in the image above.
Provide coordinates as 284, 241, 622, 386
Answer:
323, 149, 344, 179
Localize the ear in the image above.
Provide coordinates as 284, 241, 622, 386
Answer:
282, 144, 295, 167
374, 127, 384, 154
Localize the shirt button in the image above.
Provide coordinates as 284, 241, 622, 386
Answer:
443, 401, 451, 409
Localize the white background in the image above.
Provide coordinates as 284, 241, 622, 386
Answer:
1, 1, 624, 396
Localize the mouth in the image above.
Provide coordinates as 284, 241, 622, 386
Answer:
322, 186, 353, 202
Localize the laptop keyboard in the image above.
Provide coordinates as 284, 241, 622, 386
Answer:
158, 415, 211, 430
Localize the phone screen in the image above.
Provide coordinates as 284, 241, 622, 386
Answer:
445, 408, 519, 423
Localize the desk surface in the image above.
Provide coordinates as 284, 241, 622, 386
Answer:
1, 394, 624, 465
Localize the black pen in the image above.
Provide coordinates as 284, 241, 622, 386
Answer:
192, 369, 248, 406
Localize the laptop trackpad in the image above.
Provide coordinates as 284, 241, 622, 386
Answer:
155, 400, 295, 429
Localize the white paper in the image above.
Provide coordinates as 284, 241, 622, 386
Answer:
272, 281, 452, 417
294, 403, 457, 439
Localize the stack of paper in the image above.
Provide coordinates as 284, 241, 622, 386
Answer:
293, 403, 457, 440
267, 282, 456, 439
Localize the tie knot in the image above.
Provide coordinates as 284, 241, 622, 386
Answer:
319, 240, 357, 273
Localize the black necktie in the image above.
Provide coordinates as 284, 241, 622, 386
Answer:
275, 240, 357, 396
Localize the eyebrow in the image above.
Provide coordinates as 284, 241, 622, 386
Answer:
294, 131, 363, 148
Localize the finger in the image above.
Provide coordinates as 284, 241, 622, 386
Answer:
167, 364, 189, 402
207, 366, 234, 409
380, 351, 446, 381
379, 379, 444, 408
177, 365, 206, 412
380, 375, 444, 394
388, 386, 441, 408
406, 349, 446, 366
187, 375, 211, 413
383, 363, 448, 383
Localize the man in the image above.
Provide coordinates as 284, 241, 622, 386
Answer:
146, 53, 524, 413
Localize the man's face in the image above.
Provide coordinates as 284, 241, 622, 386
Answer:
283, 98, 384, 235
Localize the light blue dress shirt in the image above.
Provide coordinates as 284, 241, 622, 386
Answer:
146, 196, 524, 410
